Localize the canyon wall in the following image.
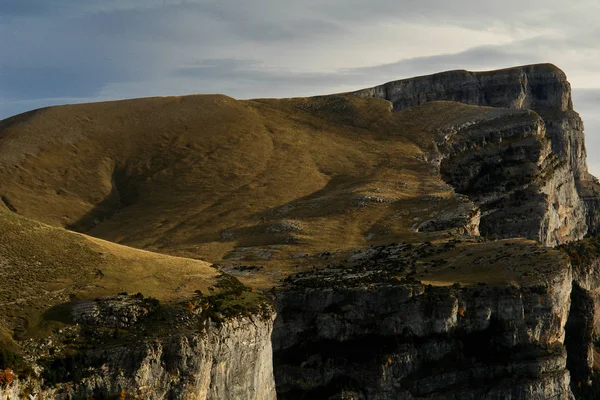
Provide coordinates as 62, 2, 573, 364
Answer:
271, 65, 600, 398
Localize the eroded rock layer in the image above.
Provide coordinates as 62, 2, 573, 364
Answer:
429, 106, 585, 246
0, 311, 276, 400
273, 240, 575, 399
352, 64, 583, 172
354, 63, 599, 245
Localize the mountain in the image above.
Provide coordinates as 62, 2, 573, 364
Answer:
1, 63, 600, 399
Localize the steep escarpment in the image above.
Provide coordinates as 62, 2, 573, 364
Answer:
273, 240, 575, 399
0, 207, 275, 400
352, 64, 572, 112
559, 237, 600, 396
0, 281, 276, 400
353, 63, 600, 242
1, 311, 276, 400
351, 64, 581, 171
269, 65, 600, 398
406, 103, 586, 246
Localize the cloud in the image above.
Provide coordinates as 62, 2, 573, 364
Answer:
2, 0, 600, 117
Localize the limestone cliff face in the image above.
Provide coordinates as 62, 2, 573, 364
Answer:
353, 64, 573, 113
430, 106, 586, 246
273, 249, 574, 399
352, 64, 582, 172
561, 241, 600, 395
0, 313, 276, 400
354, 63, 597, 244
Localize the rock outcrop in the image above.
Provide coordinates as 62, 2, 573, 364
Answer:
273, 240, 576, 399
421, 105, 586, 246
266, 64, 600, 399
1, 313, 276, 400
270, 64, 600, 399
353, 64, 572, 112
559, 237, 600, 397
352, 64, 582, 172
353, 63, 600, 245
0, 288, 276, 400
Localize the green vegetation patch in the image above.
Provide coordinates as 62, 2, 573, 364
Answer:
559, 234, 600, 267
0, 328, 31, 377
192, 273, 272, 320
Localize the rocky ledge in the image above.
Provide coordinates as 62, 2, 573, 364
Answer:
412, 103, 587, 246
354, 63, 600, 243
273, 240, 579, 399
0, 278, 276, 400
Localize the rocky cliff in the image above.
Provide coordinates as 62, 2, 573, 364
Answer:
353, 64, 571, 111
269, 64, 600, 399
272, 237, 600, 399
353, 63, 600, 245
351, 64, 581, 171
0, 288, 276, 400
273, 240, 577, 399
420, 104, 586, 246
1, 315, 275, 400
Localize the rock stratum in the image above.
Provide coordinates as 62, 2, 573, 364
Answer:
1, 63, 600, 399
353, 63, 600, 246
274, 240, 575, 399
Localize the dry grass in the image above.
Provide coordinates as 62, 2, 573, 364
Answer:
0, 96, 546, 288
417, 239, 568, 287
0, 207, 218, 335
0, 96, 512, 286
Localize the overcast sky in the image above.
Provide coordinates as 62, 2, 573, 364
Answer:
1, 0, 599, 173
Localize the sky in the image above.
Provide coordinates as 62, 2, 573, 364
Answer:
1, 0, 600, 173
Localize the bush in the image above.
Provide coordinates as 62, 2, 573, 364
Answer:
559, 235, 600, 267
0, 346, 31, 377
0, 368, 16, 386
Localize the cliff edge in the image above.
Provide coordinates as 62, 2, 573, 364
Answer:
353, 63, 600, 245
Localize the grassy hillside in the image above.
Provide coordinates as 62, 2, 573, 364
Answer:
0, 207, 218, 335
0, 95, 541, 287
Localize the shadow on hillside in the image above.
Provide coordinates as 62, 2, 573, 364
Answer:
66, 167, 138, 233
255, 175, 371, 220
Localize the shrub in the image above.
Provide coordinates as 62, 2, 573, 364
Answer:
0, 368, 16, 386
0, 346, 31, 377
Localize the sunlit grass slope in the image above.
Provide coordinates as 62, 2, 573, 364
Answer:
0, 207, 218, 335
0, 95, 532, 286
